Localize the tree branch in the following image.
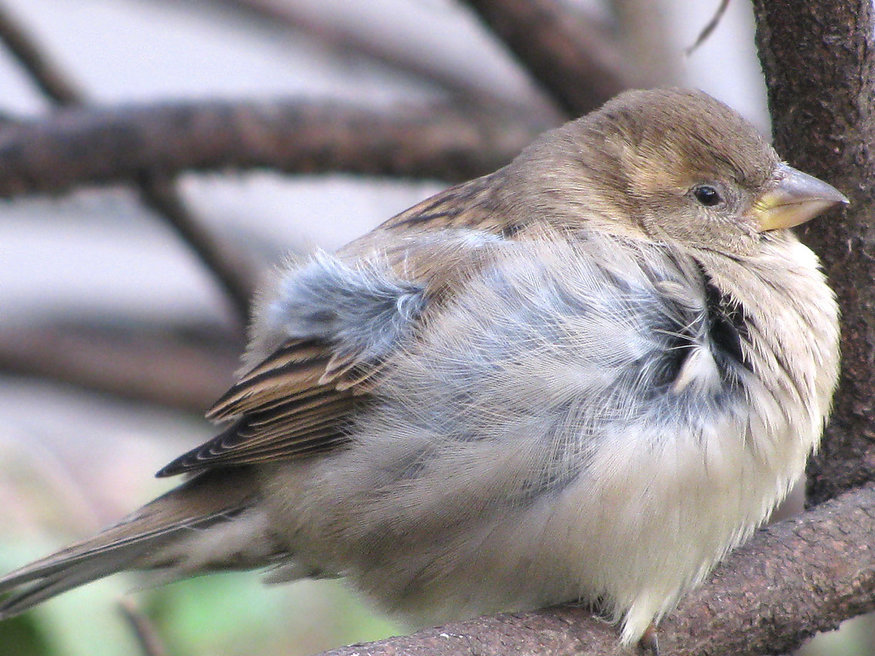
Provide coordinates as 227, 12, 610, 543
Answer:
0, 99, 546, 197
462, 0, 630, 116
751, 0, 875, 504
0, 320, 241, 413
0, 3, 80, 104
608, 0, 679, 85
315, 484, 875, 656
135, 173, 258, 323
213, 0, 556, 116
118, 598, 169, 656
0, 2, 255, 321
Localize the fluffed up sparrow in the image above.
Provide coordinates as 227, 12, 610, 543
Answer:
0, 88, 845, 649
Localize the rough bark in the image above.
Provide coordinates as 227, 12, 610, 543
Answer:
752, 0, 875, 504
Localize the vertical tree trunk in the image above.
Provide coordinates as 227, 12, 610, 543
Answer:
752, 0, 875, 504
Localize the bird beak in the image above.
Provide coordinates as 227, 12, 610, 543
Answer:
751, 163, 848, 231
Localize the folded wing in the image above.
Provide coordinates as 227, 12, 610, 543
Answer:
158, 229, 503, 477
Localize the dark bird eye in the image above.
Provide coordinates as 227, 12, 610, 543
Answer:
693, 185, 722, 207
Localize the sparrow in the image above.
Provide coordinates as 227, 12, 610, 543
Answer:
0, 88, 845, 650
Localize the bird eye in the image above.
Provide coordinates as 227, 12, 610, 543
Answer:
693, 185, 722, 207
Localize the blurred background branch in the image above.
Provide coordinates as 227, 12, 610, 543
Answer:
462, 0, 629, 116
0, 1, 255, 321
0, 100, 547, 194
0, 320, 239, 412
212, 0, 560, 115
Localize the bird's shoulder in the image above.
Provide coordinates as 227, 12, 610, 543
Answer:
156, 225, 509, 477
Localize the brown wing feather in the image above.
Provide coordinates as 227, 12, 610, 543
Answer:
157, 339, 368, 477
206, 341, 332, 420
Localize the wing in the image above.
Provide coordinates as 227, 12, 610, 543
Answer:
156, 340, 360, 477
158, 227, 505, 478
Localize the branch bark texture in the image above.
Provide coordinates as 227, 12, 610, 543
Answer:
0, 100, 546, 198
752, 0, 875, 504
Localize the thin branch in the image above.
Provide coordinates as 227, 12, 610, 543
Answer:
684, 0, 731, 56
752, 0, 875, 504
462, 0, 630, 116
118, 598, 169, 656
0, 320, 241, 413
211, 0, 557, 116
136, 173, 256, 323
316, 484, 875, 656
0, 99, 547, 197
0, 3, 80, 104
0, 2, 255, 322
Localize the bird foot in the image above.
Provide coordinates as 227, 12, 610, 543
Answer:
638, 622, 659, 656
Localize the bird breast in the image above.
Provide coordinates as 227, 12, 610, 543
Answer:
263, 229, 839, 644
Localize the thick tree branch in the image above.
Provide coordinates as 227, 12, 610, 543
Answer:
0, 2, 255, 320
315, 484, 875, 656
462, 0, 629, 116
752, 0, 875, 504
0, 320, 241, 413
0, 99, 546, 197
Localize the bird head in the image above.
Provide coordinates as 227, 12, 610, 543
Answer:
513, 88, 848, 256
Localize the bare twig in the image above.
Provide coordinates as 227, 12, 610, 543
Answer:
136, 173, 256, 322
118, 598, 169, 656
0, 2, 255, 321
0, 99, 547, 196
0, 320, 241, 413
315, 484, 875, 655
0, 3, 80, 104
462, 0, 630, 116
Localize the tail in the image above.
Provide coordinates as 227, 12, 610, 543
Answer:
0, 467, 277, 618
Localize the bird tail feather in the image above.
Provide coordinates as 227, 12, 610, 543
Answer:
0, 467, 266, 619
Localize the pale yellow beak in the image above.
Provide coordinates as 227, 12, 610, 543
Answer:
751, 163, 848, 231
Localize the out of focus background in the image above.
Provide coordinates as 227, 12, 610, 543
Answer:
0, 1, 871, 655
